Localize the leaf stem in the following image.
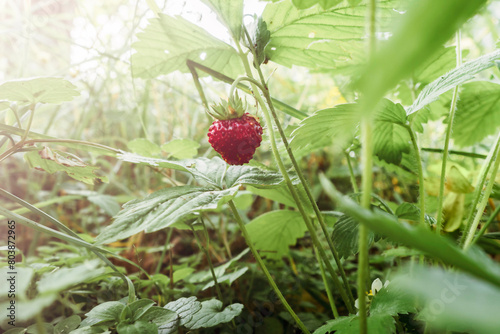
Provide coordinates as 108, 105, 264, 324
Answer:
470, 204, 500, 247
227, 200, 310, 334
240, 27, 355, 311
191, 220, 224, 303
436, 30, 462, 234
345, 151, 359, 194
235, 40, 354, 312
408, 126, 426, 226
460, 131, 500, 247
463, 132, 500, 249
358, 1, 377, 332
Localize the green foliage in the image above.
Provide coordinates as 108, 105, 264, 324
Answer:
408, 49, 500, 115
131, 14, 243, 79
356, 0, 488, 108
393, 266, 500, 334
95, 185, 239, 244
314, 314, 394, 334
24, 147, 108, 185
246, 210, 308, 259
162, 297, 242, 330
247, 16, 271, 67
161, 139, 200, 159
372, 99, 410, 165
0, 77, 79, 104
201, 0, 244, 39
263, 0, 400, 72
332, 214, 374, 259
453, 81, 500, 146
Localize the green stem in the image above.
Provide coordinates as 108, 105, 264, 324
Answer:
345, 151, 359, 194
463, 133, 500, 249
315, 246, 339, 318
471, 204, 500, 247
191, 221, 224, 303
358, 119, 373, 334
408, 126, 426, 226
155, 228, 173, 275
185, 60, 307, 120
234, 42, 354, 313
228, 201, 310, 334
240, 28, 355, 310
422, 147, 486, 160
358, 1, 377, 332
460, 132, 500, 247
436, 31, 462, 234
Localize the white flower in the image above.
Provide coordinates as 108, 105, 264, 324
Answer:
355, 278, 390, 313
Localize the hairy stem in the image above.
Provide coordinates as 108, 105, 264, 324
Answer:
228, 201, 310, 334
408, 126, 426, 226
234, 42, 354, 312
240, 27, 355, 310
463, 133, 500, 249
436, 31, 462, 234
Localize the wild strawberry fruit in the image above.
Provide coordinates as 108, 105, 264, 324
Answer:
207, 95, 263, 165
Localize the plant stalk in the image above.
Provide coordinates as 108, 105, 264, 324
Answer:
234, 43, 354, 313
240, 28, 355, 310
436, 30, 462, 234
408, 126, 426, 226
228, 201, 310, 334
463, 133, 500, 249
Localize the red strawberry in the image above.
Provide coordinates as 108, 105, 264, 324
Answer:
208, 113, 263, 165
206, 95, 263, 165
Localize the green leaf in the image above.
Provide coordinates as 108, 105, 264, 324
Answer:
413, 46, 468, 85
54, 315, 81, 334
163, 297, 201, 327
127, 138, 161, 158
445, 166, 474, 193
183, 299, 243, 329
88, 194, 121, 216
161, 139, 200, 160
292, 0, 318, 10
393, 266, 500, 334
0, 267, 33, 299
395, 202, 436, 226
95, 186, 238, 244
442, 192, 465, 232
82, 301, 125, 327
319, 177, 500, 288
263, 1, 398, 72
408, 49, 500, 115
332, 214, 374, 259
452, 81, 500, 146
370, 285, 416, 317
248, 15, 271, 66
202, 267, 248, 290
0, 77, 79, 104
313, 314, 394, 334
26, 323, 54, 334
128, 299, 156, 322
37, 260, 107, 294
356, 0, 488, 110
225, 164, 284, 188
116, 321, 157, 334
246, 184, 309, 210
200, 0, 243, 39
131, 14, 243, 79
373, 99, 411, 165
24, 147, 108, 185
246, 210, 308, 259
290, 103, 359, 152
138, 306, 177, 325
0, 295, 56, 323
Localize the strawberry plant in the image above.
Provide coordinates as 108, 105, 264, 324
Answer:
1, 0, 500, 333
